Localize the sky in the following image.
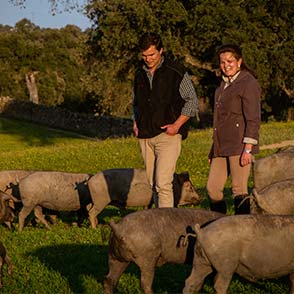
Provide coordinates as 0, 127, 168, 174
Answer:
0, 0, 92, 31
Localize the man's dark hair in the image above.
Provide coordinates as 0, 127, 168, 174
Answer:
139, 32, 163, 51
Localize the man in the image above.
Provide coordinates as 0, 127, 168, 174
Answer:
133, 32, 198, 207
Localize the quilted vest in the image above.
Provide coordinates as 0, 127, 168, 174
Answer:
134, 59, 188, 139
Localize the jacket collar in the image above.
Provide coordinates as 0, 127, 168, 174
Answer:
221, 70, 251, 88
222, 70, 241, 88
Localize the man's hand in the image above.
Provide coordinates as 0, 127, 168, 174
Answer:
133, 121, 139, 137
161, 114, 190, 136
160, 123, 179, 136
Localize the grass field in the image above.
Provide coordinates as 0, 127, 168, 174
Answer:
0, 117, 293, 293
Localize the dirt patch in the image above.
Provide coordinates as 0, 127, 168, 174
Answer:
260, 140, 294, 150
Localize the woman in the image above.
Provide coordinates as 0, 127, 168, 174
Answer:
207, 44, 261, 214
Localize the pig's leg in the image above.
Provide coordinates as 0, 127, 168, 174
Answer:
136, 258, 157, 294
214, 271, 233, 294
4, 255, 12, 275
88, 203, 108, 228
34, 205, 51, 229
4, 221, 12, 230
183, 259, 213, 294
88, 206, 98, 228
4, 208, 15, 230
103, 255, 129, 294
18, 205, 34, 232
289, 273, 294, 294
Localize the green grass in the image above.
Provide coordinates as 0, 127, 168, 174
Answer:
0, 117, 293, 293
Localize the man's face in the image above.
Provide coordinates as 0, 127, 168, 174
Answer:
142, 45, 163, 72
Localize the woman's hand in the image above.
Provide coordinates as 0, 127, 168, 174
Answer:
241, 151, 253, 166
241, 144, 253, 166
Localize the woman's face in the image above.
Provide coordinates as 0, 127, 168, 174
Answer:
219, 52, 242, 77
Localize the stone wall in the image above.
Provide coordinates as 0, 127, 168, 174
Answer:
0, 97, 133, 139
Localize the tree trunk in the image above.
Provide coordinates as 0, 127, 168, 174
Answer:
288, 107, 294, 121
25, 71, 39, 104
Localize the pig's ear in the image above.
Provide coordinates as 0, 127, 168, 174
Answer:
179, 171, 190, 182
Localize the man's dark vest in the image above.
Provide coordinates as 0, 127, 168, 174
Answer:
134, 59, 188, 139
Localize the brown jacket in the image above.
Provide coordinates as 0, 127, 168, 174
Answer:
210, 70, 261, 157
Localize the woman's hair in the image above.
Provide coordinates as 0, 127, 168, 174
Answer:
138, 32, 163, 51
217, 43, 242, 60
217, 43, 257, 78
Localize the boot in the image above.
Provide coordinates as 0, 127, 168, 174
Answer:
210, 200, 227, 214
234, 195, 250, 214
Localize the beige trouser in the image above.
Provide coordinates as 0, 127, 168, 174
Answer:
139, 133, 182, 207
206, 155, 252, 201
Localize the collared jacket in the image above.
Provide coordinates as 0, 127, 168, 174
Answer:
210, 70, 261, 157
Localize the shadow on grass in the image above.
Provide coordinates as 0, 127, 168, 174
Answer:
152, 263, 194, 293
0, 116, 81, 147
25, 207, 142, 293
98, 206, 143, 224
197, 187, 235, 210
154, 265, 290, 293
29, 243, 108, 293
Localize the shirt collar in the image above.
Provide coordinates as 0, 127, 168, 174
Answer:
222, 70, 241, 88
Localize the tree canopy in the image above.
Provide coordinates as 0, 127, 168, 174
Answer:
85, 0, 294, 120
6, 0, 294, 121
0, 19, 92, 111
